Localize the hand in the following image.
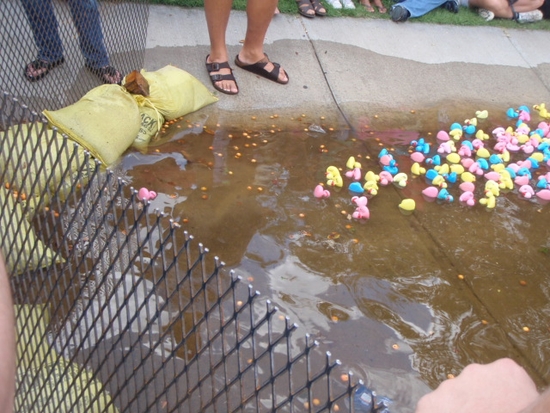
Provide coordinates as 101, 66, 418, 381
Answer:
415, 358, 540, 413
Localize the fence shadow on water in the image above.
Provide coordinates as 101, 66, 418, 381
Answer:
0, 91, 390, 412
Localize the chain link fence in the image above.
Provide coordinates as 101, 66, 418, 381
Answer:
0, 90, 394, 412
0, 0, 149, 113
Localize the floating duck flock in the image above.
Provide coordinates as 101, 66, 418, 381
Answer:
314, 104, 550, 219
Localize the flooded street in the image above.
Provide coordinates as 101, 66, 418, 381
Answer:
121, 106, 550, 411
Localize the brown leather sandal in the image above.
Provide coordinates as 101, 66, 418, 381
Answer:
296, 0, 315, 17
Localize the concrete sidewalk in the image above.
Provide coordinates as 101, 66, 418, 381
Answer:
145, 6, 550, 129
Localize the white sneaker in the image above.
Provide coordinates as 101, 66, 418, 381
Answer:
516, 9, 543, 23
341, 0, 356, 8
478, 8, 494, 21
325, 0, 342, 8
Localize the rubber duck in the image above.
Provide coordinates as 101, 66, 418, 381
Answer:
506, 107, 519, 119
426, 155, 441, 166
458, 144, 472, 158
450, 164, 465, 175
314, 184, 331, 199
459, 191, 476, 206
379, 154, 394, 167
485, 180, 500, 197
411, 138, 431, 154
461, 171, 477, 183
476, 147, 491, 159
519, 185, 535, 199
459, 181, 475, 193
351, 196, 370, 220
422, 186, 439, 200
537, 175, 550, 189
363, 180, 379, 196
379, 171, 393, 186
348, 182, 364, 195
444, 171, 458, 184
533, 103, 550, 119
484, 171, 501, 182
345, 167, 362, 181
138, 187, 158, 201
514, 175, 530, 187
479, 190, 496, 209
364, 171, 380, 183
438, 141, 455, 154
383, 160, 399, 175
475, 129, 490, 141
464, 117, 478, 127
463, 124, 476, 135
410, 152, 425, 163
398, 198, 415, 214
411, 162, 426, 176
498, 171, 514, 191
472, 138, 485, 150
432, 175, 447, 188
446, 153, 461, 164
536, 189, 550, 203
475, 110, 489, 119
393, 172, 408, 188
327, 174, 343, 188
326, 166, 341, 180
461, 157, 475, 169
437, 188, 454, 203
436, 130, 450, 141
346, 156, 360, 170
450, 122, 462, 131
488, 154, 503, 165
436, 163, 450, 175
449, 128, 463, 140
518, 110, 531, 122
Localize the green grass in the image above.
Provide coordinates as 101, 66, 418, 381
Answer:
149, 0, 550, 30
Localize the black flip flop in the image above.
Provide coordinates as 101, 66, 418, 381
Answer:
205, 55, 239, 95
24, 58, 65, 82
234, 54, 289, 85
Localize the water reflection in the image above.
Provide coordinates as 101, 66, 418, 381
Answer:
122, 109, 550, 409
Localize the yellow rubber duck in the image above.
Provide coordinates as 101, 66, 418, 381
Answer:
533, 103, 550, 119
479, 191, 496, 209
398, 199, 415, 215
364, 170, 380, 183
485, 180, 500, 197
411, 162, 426, 176
393, 173, 408, 188
363, 180, 379, 196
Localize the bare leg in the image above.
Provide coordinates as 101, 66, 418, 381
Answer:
0, 254, 15, 413
373, 0, 387, 12
361, 0, 375, 12
470, 0, 543, 18
204, 0, 238, 93
237, 0, 288, 83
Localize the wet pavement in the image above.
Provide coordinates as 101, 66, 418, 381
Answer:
139, 6, 550, 409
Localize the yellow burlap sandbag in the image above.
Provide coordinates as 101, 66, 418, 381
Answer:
132, 65, 218, 121
0, 123, 95, 215
43, 84, 141, 166
133, 105, 165, 150
0, 188, 61, 275
15, 305, 118, 413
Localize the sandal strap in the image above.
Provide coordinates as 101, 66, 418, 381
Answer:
206, 61, 231, 72
209, 73, 236, 82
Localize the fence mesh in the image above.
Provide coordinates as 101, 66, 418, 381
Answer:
0, 0, 149, 113
0, 90, 392, 412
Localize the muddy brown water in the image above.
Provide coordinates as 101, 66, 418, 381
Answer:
121, 107, 550, 411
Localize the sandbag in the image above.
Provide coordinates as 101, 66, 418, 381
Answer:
0, 123, 95, 215
0, 187, 61, 275
43, 84, 141, 166
132, 65, 218, 121
15, 305, 118, 413
133, 105, 164, 150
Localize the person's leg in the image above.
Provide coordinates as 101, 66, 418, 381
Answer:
236, 0, 288, 83
470, 0, 543, 18
67, 0, 121, 83
204, 0, 238, 94
67, 0, 109, 68
20, 0, 64, 62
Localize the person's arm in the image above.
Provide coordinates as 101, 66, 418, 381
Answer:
415, 358, 541, 413
519, 387, 550, 413
0, 253, 15, 413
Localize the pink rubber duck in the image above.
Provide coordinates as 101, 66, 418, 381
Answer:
313, 184, 330, 199
138, 187, 158, 201
351, 196, 370, 220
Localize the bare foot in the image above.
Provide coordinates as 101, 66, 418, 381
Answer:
374, 0, 387, 13
361, 0, 375, 12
